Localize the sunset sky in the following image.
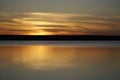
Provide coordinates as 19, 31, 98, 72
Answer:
0, 0, 120, 35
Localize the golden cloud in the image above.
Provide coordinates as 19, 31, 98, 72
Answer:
0, 12, 120, 35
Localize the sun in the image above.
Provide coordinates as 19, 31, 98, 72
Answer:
30, 31, 52, 35
35, 32, 49, 35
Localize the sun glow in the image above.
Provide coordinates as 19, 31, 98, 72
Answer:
30, 31, 53, 35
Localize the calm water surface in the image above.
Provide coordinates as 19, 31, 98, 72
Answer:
0, 41, 120, 80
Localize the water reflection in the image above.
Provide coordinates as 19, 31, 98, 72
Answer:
0, 46, 120, 71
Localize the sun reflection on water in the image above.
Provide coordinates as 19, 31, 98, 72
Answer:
11, 46, 77, 70
0, 46, 120, 71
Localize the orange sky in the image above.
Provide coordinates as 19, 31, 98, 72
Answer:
0, 12, 120, 35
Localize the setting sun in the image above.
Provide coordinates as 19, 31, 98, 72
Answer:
30, 31, 53, 35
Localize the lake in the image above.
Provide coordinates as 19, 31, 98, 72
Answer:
0, 41, 120, 80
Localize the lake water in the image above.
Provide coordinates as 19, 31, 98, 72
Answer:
0, 41, 120, 80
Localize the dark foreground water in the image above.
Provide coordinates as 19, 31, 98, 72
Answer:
0, 41, 120, 80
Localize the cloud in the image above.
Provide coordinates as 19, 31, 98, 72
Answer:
0, 12, 120, 35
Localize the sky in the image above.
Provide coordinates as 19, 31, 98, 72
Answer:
0, 0, 120, 35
